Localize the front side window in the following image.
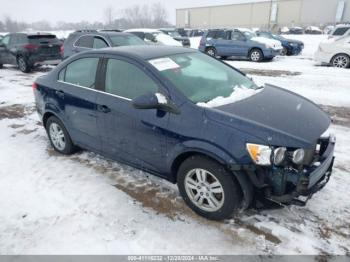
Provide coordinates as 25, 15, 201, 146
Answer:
62, 58, 99, 88
150, 52, 257, 104
231, 32, 244, 41
93, 37, 108, 49
76, 35, 93, 48
105, 59, 159, 99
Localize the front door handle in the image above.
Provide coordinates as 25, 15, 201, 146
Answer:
55, 90, 65, 98
97, 105, 111, 113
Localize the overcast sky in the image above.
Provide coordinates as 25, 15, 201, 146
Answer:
0, 0, 267, 24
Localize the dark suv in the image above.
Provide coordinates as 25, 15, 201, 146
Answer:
62, 30, 146, 59
0, 33, 62, 73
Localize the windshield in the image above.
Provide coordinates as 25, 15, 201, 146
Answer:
110, 35, 146, 46
149, 52, 258, 104
242, 30, 257, 39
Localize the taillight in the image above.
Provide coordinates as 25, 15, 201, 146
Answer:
24, 44, 38, 51
32, 82, 38, 91
60, 45, 64, 55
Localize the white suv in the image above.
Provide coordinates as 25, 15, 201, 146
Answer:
315, 35, 350, 68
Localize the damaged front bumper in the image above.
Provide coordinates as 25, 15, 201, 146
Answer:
242, 134, 336, 207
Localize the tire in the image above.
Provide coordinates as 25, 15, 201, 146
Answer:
0, 64, 3, 69
205, 47, 217, 57
249, 48, 263, 62
221, 56, 228, 60
177, 155, 242, 220
46, 116, 76, 155
331, 54, 350, 68
281, 47, 288, 56
17, 56, 32, 73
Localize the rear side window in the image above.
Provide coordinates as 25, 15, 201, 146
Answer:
61, 58, 99, 88
333, 27, 350, 36
105, 59, 158, 99
75, 35, 93, 48
93, 37, 108, 48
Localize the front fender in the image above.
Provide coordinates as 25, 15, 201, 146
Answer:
167, 139, 239, 172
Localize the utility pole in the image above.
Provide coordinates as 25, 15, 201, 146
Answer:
268, 0, 273, 30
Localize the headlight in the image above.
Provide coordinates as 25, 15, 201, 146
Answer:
273, 147, 287, 166
292, 149, 305, 165
246, 143, 272, 166
265, 43, 273, 49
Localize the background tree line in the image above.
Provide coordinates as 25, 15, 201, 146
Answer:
0, 2, 171, 33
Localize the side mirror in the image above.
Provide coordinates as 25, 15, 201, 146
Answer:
132, 92, 180, 114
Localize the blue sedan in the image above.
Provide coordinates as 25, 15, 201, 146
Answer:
33, 46, 335, 220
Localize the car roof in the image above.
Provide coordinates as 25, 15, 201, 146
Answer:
125, 28, 162, 33
72, 31, 131, 37
89, 45, 196, 60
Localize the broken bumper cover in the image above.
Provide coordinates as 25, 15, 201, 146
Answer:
270, 135, 336, 206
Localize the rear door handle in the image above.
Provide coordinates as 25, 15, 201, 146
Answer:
97, 105, 111, 113
55, 90, 65, 98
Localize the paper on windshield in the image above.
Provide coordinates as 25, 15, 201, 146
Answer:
149, 57, 180, 71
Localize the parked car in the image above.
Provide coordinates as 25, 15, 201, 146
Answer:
328, 25, 350, 40
305, 26, 322, 35
256, 31, 304, 56
159, 28, 191, 47
62, 30, 146, 59
187, 29, 206, 37
0, 32, 62, 73
0, 35, 3, 42
124, 29, 182, 47
199, 28, 282, 62
324, 25, 335, 35
315, 35, 350, 68
279, 27, 290, 34
33, 46, 335, 220
289, 27, 304, 34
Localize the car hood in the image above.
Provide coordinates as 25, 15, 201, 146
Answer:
205, 85, 330, 148
251, 37, 282, 49
156, 34, 182, 47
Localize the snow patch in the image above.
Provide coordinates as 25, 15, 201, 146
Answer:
197, 86, 262, 108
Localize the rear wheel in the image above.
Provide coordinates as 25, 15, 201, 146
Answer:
46, 116, 76, 155
249, 48, 263, 62
331, 54, 350, 68
17, 56, 31, 73
0, 64, 3, 69
177, 155, 242, 220
205, 47, 217, 57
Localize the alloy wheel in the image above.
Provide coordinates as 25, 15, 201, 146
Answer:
49, 123, 66, 151
332, 55, 349, 68
184, 168, 225, 212
251, 51, 261, 61
18, 57, 27, 72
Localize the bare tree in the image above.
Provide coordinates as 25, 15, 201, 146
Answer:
104, 6, 114, 28
121, 2, 170, 29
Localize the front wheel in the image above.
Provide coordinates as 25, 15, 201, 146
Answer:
331, 54, 350, 68
205, 47, 217, 57
17, 56, 31, 73
177, 155, 242, 220
46, 116, 76, 155
249, 49, 263, 62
